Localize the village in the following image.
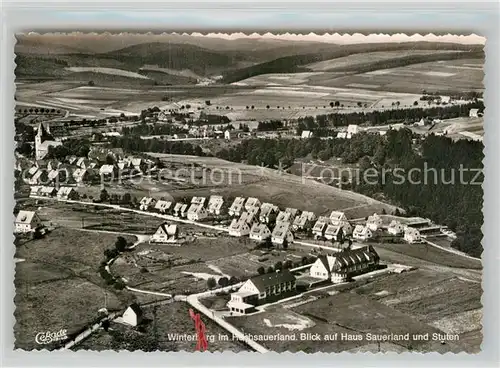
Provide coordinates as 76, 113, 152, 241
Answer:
11, 34, 485, 354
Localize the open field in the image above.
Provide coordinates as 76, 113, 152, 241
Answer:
75, 301, 250, 352
14, 227, 137, 350
146, 153, 399, 218
306, 50, 466, 71
307, 58, 484, 94
111, 237, 313, 294
373, 242, 482, 270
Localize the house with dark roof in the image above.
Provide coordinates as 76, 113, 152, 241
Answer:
227, 270, 297, 314
309, 246, 380, 283
150, 222, 178, 243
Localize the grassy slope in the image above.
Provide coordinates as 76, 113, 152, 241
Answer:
222, 42, 484, 83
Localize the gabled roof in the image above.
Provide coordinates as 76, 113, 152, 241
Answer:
330, 211, 346, 221
155, 200, 172, 210
187, 203, 205, 214
157, 222, 178, 236
276, 211, 291, 223
191, 196, 206, 205
272, 221, 291, 239
173, 202, 184, 211
325, 224, 342, 236
15, 210, 37, 224
245, 197, 260, 208
127, 303, 143, 318
250, 223, 270, 237
249, 270, 296, 292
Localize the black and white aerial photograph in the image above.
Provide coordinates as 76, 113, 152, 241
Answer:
13, 30, 484, 354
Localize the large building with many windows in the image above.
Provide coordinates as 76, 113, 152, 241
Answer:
227, 270, 296, 314
309, 246, 380, 283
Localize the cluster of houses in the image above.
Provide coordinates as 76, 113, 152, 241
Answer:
21, 145, 152, 188
29, 185, 79, 200
227, 244, 381, 315
131, 194, 441, 246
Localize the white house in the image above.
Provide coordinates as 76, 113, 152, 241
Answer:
28, 170, 44, 185
173, 202, 184, 217
187, 203, 208, 221
276, 211, 292, 224
469, 108, 479, 118
56, 186, 77, 200
271, 222, 294, 246
229, 197, 246, 217
30, 186, 42, 196
330, 211, 347, 223
224, 130, 231, 140
309, 246, 380, 283
284, 207, 299, 219
259, 203, 278, 223
154, 200, 173, 213
121, 303, 144, 327
312, 216, 329, 238
347, 124, 360, 136
180, 203, 189, 218
191, 196, 206, 206
387, 220, 404, 235
324, 224, 343, 241
228, 218, 251, 237
366, 213, 383, 231
239, 211, 256, 226
337, 132, 347, 139
150, 222, 178, 243
40, 186, 57, 197
139, 197, 156, 211
353, 225, 373, 241
292, 211, 316, 230
15, 210, 43, 233
301, 130, 313, 139
244, 197, 261, 212
249, 223, 272, 242
404, 228, 421, 243
207, 195, 224, 215
73, 168, 92, 185
99, 164, 115, 178
227, 271, 296, 314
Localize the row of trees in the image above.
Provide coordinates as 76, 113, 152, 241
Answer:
98, 236, 130, 290
295, 101, 483, 135
109, 136, 204, 156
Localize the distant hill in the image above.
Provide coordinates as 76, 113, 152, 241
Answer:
222, 42, 484, 83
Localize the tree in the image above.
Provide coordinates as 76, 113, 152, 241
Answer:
205, 100, 211, 106
114, 279, 125, 290
266, 105, 270, 109
218, 277, 229, 287
284, 260, 293, 269
257, 266, 265, 275
274, 261, 283, 271
88, 80, 95, 86
267, 266, 274, 274
207, 277, 216, 289
229, 276, 239, 285
329, 102, 334, 108
334, 101, 340, 108
122, 192, 132, 205
115, 236, 128, 252
283, 238, 289, 249
301, 256, 309, 266
413, 100, 419, 106
100, 188, 109, 202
